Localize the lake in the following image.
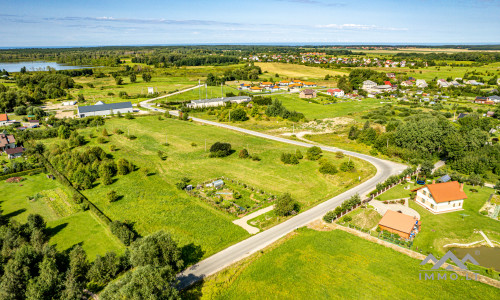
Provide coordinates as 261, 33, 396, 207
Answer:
0, 61, 92, 73
451, 246, 500, 272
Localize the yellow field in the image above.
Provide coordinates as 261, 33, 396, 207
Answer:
351, 48, 500, 55
255, 62, 348, 79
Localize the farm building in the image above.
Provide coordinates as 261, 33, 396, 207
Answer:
299, 89, 317, 99
77, 102, 133, 118
412, 181, 467, 214
186, 96, 251, 109
378, 210, 420, 239
5, 147, 24, 159
0, 114, 9, 126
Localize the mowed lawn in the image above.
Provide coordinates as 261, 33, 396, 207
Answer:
0, 173, 124, 259
60, 116, 376, 258
410, 185, 500, 256
255, 62, 348, 79
186, 229, 498, 300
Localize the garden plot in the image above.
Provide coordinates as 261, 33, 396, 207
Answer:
189, 178, 275, 217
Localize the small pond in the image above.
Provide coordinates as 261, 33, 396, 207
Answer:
451, 246, 500, 271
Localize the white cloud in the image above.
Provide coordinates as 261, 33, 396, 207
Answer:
316, 23, 408, 31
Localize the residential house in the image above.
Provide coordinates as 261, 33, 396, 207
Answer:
327, 88, 344, 97
437, 79, 451, 88
378, 210, 420, 239
412, 181, 467, 214
0, 114, 9, 127
77, 102, 133, 118
269, 85, 281, 92
5, 147, 24, 159
386, 73, 395, 79
299, 89, 317, 99
474, 96, 493, 105
278, 80, 290, 86
384, 81, 392, 86
303, 82, 317, 87
400, 80, 413, 87
362, 80, 377, 90
489, 95, 500, 103
249, 86, 263, 92
416, 79, 428, 88
0, 133, 16, 152
260, 82, 273, 88
239, 83, 251, 90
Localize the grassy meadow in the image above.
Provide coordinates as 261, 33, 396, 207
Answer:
0, 173, 124, 259
255, 62, 348, 79
184, 228, 499, 300
40, 115, 376, 258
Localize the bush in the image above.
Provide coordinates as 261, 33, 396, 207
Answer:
340, 160, 355, 172
275, 193, 297, 216
335, 151, 344, 158
107, 190, 119, 203
191, 142, 197, 147
175, 177, 191, 190
306, 146, 322, 160
369, 148, 378, 156
295, 149, 303, 159
280, 153, 299, 165
230, 108, 248, 121
117, 158, 134, 175
115, 129, 124, 135
323, 211, 337, 223
251, 155, 261, 161
239, 148, 249, 159
209, 142, 232, 158
319, 161, 338, 175
343, 216, 352, 222
97, 137, 106, 144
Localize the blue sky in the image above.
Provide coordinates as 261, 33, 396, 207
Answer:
1, 0, 499, 47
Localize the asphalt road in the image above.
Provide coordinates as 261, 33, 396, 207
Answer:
140, 95, 407, 289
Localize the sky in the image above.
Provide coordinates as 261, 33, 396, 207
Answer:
0, 0, 499, 47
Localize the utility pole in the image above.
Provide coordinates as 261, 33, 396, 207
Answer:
229, 110, 231, 122
206, 84, 208, 99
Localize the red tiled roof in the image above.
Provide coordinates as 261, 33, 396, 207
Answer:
413, 181, 467, 203
378, 210, 418, 234
0, 114, 8, 122
5, 147, 24, 155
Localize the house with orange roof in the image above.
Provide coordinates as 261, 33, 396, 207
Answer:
239, 83, 251, 90
250, 86, 263, 92
412, 181, 467, 214
279, 80, 290, 86
0, 113, 9, 126
269, 85, 281, 92
303, 82, 317, 87
378, 210, 420, 239
260, 82, 273, 88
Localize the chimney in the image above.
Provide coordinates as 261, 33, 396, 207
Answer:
460, 183, 464, 192
432, 180, 435, 184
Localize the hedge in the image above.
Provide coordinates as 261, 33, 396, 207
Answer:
0, 167, 45, 181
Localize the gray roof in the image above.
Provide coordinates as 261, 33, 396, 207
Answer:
190, 96, 251, 105
490, 95, 500, 101
78, 102, 132, 114
439, 175, 451, 183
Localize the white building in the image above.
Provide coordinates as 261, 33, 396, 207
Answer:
362, 80, 377, 90
413, 181, 467, 214
77, 102, 133, 118
416, 79, 428, 88
327, 88, 344, 97
186, 96, 251, 109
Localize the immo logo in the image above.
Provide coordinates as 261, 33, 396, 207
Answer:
419, 251, 480, 281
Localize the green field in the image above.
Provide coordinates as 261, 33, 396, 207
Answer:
40, 115, 375, 259
0, 173, 124, 259
255, 62, 348, 80
185, 228, 499, 299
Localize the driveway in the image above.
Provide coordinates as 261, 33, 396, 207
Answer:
369, 199, 420, 219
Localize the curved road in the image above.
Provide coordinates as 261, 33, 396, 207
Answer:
140, 95, 407, 289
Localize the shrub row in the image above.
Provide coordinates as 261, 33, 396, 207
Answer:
0, 167, 44, 181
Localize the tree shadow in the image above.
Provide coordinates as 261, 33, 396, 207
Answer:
181, 243, 205, 267
4, 208, 26, 220
179, 278, 205, 299
46, 223, 68, 238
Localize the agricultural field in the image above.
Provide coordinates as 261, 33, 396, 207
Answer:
39, 115, 376, 259
0, 173, 124, 259
184, 228, 499, 300
255, 62, 348, 80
